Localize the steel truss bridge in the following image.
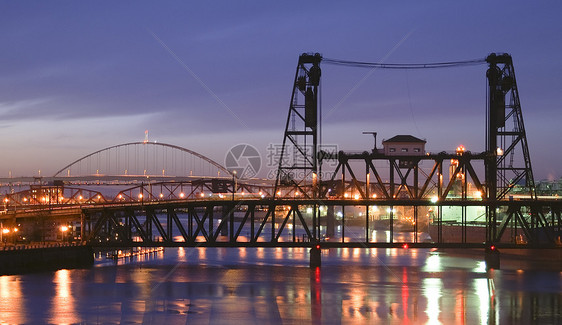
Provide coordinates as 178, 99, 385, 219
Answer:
1, 52, 561, 268
81, 198, 561, 247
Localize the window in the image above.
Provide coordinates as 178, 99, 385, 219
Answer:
413, 148, 421, 153
389, 148, 396, 152
401, 148, 408, 152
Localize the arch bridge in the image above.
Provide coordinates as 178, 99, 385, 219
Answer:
53, 141, 230, 182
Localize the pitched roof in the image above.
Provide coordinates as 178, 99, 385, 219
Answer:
382, 135, 426, 143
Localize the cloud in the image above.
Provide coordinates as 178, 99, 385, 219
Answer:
0, 98, 55, 120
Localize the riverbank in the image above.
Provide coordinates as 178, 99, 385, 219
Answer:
0, 244, 94, 275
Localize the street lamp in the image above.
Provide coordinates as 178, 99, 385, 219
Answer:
1, 227, 9, 243
61, 225, 69, 242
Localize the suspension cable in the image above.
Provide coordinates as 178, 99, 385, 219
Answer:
323, 57, 487, 69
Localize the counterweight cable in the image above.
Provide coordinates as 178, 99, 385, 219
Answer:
323, 57, 486, 69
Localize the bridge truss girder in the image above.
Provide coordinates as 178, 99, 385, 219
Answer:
321, 151, 488, 201
2, 186, 108, 207
82, 199, 561, 248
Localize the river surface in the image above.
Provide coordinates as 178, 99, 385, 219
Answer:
0, 243, 560, 324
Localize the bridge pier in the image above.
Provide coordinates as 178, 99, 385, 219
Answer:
310, 244, 321, 268
485, 246, 500, 269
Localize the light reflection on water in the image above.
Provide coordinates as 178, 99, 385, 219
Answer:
0, 275, 24, 324
0, 247, 560, 324
51, 269, 77, 324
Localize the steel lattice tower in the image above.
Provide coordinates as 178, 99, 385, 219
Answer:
486, 53, 536, 200
274, 53, 322, 198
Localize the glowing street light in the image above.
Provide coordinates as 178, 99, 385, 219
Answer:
0, 227, 9, 243
60, 225, 69, 242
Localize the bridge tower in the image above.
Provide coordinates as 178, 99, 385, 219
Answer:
485, 53, 537, 243
274, 53, 322, 198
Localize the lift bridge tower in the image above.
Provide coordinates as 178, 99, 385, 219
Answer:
274, 53, 322, 199
486, 53, 536, 201
486, 53, 537, 242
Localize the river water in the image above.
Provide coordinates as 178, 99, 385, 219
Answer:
0, 242, 560, 324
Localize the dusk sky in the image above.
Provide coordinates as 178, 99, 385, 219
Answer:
1, 1, 561, 181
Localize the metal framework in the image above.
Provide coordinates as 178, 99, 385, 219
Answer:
1, 179, 276, 209
486, 54, 536, 201
81, 198, 562, 248
275, 53, 322, 199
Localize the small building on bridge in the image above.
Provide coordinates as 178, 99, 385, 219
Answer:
382, 135, 426, 156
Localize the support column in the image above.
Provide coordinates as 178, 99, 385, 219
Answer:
220, 205, 228, 236
310, 244, 321, 268
326, 205, 335, 237
485, 246, 500, 269
80, 210, 85, 243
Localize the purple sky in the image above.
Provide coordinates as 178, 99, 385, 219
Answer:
1, 1, 561, 180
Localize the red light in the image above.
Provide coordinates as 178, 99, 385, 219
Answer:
316, 245, 321, 250
490, 245, 496, 251
402, 243, 409, 249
